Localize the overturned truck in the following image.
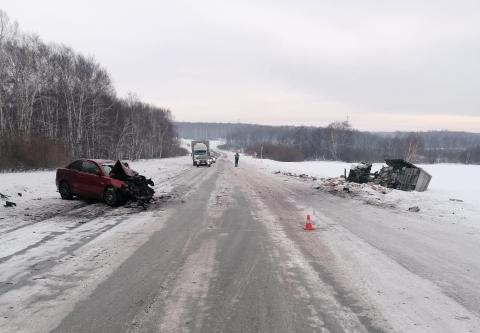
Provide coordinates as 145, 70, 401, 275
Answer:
348, 159, 432, 192
347, 163, 373, 184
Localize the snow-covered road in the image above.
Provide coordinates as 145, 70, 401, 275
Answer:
0, 155, 479, 332
0, 156, 194, 332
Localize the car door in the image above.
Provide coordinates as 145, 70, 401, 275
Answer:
77, 161, 104, 199
66, 160, 83, 195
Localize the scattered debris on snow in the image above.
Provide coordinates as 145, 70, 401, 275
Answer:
242, 155, 480, 229
449, 198, 464, 202
275, 170, 391, 199
408, 206, 421, 212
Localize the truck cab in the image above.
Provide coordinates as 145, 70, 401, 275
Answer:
191, 140, 211, 167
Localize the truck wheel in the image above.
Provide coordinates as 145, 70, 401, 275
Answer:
59, 181, 73, 200
104, 187, 121, 207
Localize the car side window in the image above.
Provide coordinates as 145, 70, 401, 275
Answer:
81, 161, 100, 175
69, 160, 83, 171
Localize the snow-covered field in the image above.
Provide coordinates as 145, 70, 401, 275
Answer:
240, 156, 479, 203
240, 154, 480, 229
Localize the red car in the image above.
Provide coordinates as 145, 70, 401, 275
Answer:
56, 159, 154, 206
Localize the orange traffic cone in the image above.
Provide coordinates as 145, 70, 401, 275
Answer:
304, 214, 315, 231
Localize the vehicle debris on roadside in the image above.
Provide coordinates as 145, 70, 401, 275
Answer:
347, 162, 373, 184
4, 201, 16, 208
347, 159, 432, 192
408, 206, 421, 212
449, 198, 464, 202
276, 170, 395, 208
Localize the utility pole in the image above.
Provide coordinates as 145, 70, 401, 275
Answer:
260, 145, 263, 159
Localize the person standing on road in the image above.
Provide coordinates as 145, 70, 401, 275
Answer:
234, 152, 240, 167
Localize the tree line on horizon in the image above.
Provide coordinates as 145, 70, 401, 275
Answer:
0, 10, 182, 170
177, 122, 480, 164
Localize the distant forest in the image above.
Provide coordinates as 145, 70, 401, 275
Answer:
0, 10, 182, 170
177, 122, 480, 164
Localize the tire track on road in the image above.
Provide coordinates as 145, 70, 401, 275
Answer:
0, 160, 220, 333
50, 160, 223, 333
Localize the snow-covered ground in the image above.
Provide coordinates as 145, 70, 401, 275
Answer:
240, 154, 480, 230
1, 149, 479, 332
0, 156, 192, 231
0, 156, 196, 332
0, 156, 193, 262
417, 163, 480, 205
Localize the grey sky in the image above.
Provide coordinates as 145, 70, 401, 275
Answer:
2, 0, 480, 131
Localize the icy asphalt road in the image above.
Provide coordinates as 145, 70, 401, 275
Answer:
1, 157, 480, 333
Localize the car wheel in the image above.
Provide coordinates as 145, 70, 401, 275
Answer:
104, 187, 121, 207
59, 181, 73, 200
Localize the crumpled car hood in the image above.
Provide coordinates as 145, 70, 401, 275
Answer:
110, 160, 155, 204
111, 160, 137, 179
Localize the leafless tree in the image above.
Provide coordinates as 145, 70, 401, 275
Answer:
0, 10, 181, 170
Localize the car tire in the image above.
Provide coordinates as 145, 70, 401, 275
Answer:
104, 186, 121, 207
59, 181, 73, 200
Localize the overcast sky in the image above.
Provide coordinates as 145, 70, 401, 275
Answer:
2, 0, 480, 131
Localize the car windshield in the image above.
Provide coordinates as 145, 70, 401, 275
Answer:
102, 164, 114, 175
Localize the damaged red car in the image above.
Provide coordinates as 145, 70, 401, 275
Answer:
55, 159, 154, 206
